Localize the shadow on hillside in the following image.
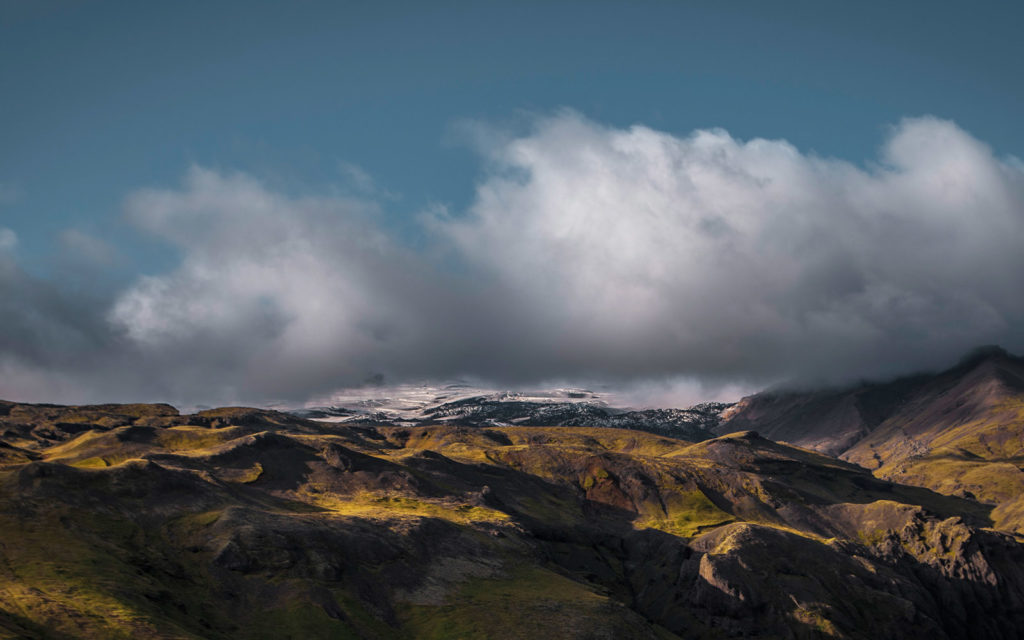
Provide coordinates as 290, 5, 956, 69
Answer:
0, 610, 80, 640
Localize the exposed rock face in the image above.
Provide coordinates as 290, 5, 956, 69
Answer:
2, 399, 1024, 638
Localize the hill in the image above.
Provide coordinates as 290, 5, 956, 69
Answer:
2, 400, 1024, 638
718, 347, 1024, 533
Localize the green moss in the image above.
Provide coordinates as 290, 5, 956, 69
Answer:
635, 489, 735, 538
856, 528, 888, 547
793, 606, 839, 636
156, 426, 244, 452
309, 492, 510, 525
881, 454, 1024, 507
0, 506, 214, 639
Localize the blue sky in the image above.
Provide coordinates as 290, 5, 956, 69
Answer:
4, 1, 1022, 273
2, 1, 1023, 405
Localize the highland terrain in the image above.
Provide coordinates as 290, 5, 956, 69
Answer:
2, 349, 1024, 638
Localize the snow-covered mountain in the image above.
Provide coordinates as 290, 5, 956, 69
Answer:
290, 383, 731, 440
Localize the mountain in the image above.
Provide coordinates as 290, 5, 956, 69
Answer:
3, 399, 1024, 638
718, 346, 1024, 532
292, 384, 730, 441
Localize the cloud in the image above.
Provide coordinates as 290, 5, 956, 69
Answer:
3, 113, 1024, 406
0, 226, 128, 404
108, 167, 463, 403
59, 229, 116, 266
335, 161, 375, 193
435, 112, 1024, 385
0, 228, 16, 252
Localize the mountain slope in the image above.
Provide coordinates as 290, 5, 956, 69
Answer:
718, 347, 1024, 532
2, 400, 1024, 638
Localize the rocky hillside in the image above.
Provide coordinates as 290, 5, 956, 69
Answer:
718, 346, 1024, 533
3, 400, 1024, 638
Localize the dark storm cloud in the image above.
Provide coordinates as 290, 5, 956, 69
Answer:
0, 231, 127, 401
3, 114, 1024, 406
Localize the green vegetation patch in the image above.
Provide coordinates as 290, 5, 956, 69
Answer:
310, 492, 511, 526
635, 489, 735, 538
884, 454, 1024, 506
0, 506, 216, 639
792, 605, 840, 636
156, 426, 246, 452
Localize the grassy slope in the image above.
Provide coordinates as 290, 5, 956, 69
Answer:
844, 368, 1024, 532
722, 351, 1024, 534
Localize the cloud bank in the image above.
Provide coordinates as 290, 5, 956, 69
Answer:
438, 113, 1024, 385
3, 113, 1024, 406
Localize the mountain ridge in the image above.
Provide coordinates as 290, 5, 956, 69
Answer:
719, 346, 1024, 533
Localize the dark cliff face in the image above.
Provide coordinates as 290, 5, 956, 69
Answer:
3, 400, 1024, 638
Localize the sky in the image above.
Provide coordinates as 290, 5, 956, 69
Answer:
1, 1, 1023, 407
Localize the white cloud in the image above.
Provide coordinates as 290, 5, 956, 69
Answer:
109, 167, 446, 402
0, 228, 16, 252
59, 229, 115, 266
337, 161, 376, 193
5, 113, 1024, 406
434, 112, 1024, 384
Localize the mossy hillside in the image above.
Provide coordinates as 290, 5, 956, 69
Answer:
493, 427, 686, 457
0, 470, 495, 639
3, 402, 177, 427
305, 491, 511, 526
868, 415, 1024, 530
865, 421, 1024, 531
3, 400, 1024, 638
863, 397, 1024, 495
379, 425, 685, 464
400, 565, 679, 640
633, 489, 735, 538
0, 497, 215, 638
923, 398, 1024, 459
43, 424, 254, 467
880, 454, 1024, 502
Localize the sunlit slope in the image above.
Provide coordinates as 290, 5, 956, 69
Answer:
2, 401, 1024, 638
721, 348, 1024, 533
